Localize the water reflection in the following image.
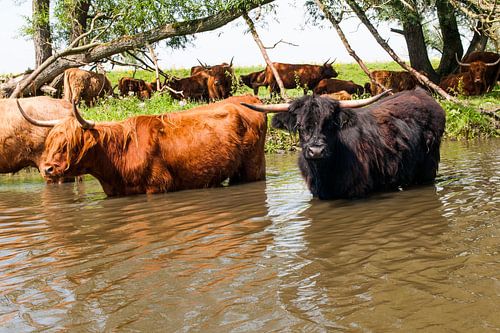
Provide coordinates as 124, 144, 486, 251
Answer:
0, 139, 498, 332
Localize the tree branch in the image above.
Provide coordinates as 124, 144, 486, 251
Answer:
264, 39, 299, 49
315, 0, 388, 94
344, 0, 459, 102
8, 1, 274, 97
243, 12, 289, 101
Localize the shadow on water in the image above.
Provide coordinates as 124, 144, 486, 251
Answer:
0, 139, 498, 332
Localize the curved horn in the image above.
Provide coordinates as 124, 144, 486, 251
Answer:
456, 54, 470, 67
330, 58, 337, 64
229, 56, 234, 67
240, 102, 290, 113
323, 58, 331, 66
337, 90, 392, 108
72, 102, 95, 129
16, 99, 60, 127
197, 59, 210, 69
485, 57, 500, 67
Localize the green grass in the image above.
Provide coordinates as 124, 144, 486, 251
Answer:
80, 63, 499, 151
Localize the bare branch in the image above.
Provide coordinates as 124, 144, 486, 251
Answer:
264, 39, 299, 49
343, 0, 459, 102
315, 0, 388, 93
243, 12, 289, 101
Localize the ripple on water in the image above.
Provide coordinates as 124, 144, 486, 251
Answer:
0, 139, 499, 332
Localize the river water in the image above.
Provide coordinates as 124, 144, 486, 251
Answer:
0, 139, 498, 332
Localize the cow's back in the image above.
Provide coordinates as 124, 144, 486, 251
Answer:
140, 95, 266, 190
0, 97, 72, 173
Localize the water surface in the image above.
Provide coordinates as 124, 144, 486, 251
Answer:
0, 139, 498, 332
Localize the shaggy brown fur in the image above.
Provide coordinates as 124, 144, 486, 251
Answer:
313, 78, 365, 95
459, 51, 499, 92
0, 97, 73, 182
39, 95, 267, 196
191, 63, 235, 100
369, 70, 418, 96
240, 70, 267, 95
264, 61, 338, 96
64, 68, 113, 106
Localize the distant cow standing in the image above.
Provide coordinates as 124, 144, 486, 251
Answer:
64, 68, 113, 106
191, 60, 235, 100
165, 74, 209, 101
18, 95, 267, 196
313, 78, 365, 95
240, 70, 267, 95
242, 88, 445, 199
1, 97, 74, 183
265, 61, 338, 97
369, 70, 417, 96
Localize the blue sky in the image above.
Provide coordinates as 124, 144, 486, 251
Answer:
1, 0, 409, 74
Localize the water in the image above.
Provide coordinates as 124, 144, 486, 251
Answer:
0, 140, 498, 332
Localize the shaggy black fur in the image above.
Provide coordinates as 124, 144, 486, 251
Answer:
272, 88, 446, 199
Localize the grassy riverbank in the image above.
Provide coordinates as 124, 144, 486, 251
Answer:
81, 63, 499, 152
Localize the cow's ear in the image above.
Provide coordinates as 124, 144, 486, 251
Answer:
271, 113, 297, 133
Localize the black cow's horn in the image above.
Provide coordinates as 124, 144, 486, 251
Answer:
72, 102, 95, 129
240, 102, 290, 113
485, 57, 500, 67
16, 99, 61, 127
229, 56, 234, 67
323, 58, 331, 66
456, 54, 470, 67
337, 90, 392, 108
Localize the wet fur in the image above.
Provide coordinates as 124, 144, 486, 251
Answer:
272, 88, 446, 199
41, 95, 267, 196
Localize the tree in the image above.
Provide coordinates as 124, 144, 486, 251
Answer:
7, 0, 275, 98
32, 0, 53, 67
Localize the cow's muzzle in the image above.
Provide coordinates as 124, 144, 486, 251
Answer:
305, 145, 327, 159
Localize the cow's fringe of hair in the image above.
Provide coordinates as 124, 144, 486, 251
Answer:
44, 118, 139, 170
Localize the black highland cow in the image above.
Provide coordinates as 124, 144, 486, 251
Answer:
242, 88, 446, 199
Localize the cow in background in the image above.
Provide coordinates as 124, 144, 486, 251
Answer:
1, 97, 73, 182
165, 74, 209, 101
118, 77, 152, 99
455, 52, 500, 94
18, 95, 267, 196
191, 59, 235, 100
63, 68, 113, 106
313, 78, 365, 96
241, 88, 445, 199
240, 70, 268, 95
368, 70, 417, 96
264, 60, 338, 97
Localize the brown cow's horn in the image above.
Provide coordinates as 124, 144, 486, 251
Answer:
197, 59, 210, 69
323, 58, 331, 66
456, 54, 470, 67
337, 90, 392, 108
72, 102, 95, 129
240, 102, 290, 113
229, 56, 234, 67
330, 58, 337, 64
485, 57, 500, 67
16, 99, 61, 127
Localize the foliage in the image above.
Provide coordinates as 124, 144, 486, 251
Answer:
22, 0, 275, 50
80, 63, 498, 156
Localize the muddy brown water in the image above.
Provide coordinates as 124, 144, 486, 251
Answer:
0, 139, 498, 332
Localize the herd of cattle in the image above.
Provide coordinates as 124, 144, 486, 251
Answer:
0, 50, 497, 199
57, 51, 500, 107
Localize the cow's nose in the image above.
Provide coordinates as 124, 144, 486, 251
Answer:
306, 146, 325, 159
44, 166, 54, 175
